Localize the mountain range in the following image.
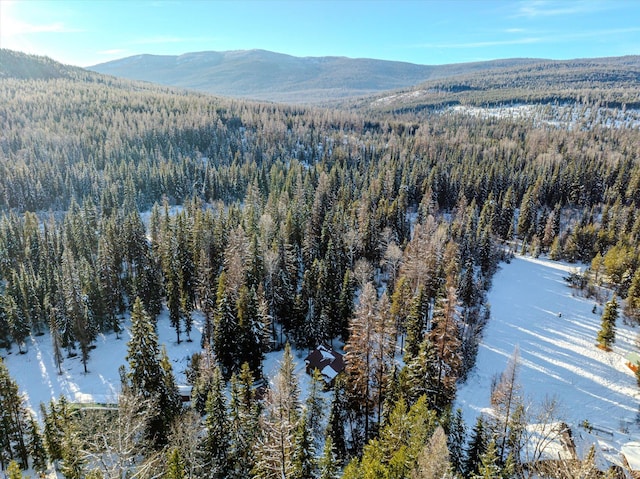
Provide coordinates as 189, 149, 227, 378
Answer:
3, 48, 639, 110
88, 49, 545, 104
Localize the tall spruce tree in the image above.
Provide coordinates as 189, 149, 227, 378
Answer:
597, 296, 618, 350
290, 414, 316, 479
0, 357, 30, 469
228, 363, 260, 479
201, 365, 231, 478
212, 272, 239, 378
253, 343, 300, 479
124, 297, 180, 447
465, 416, 487, 477
165, 448, 186, 479
447, 408, 466, 477
27, 416, 48, 476
317, 436, 340, 479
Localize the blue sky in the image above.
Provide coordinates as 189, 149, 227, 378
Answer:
1, 0, 638, 67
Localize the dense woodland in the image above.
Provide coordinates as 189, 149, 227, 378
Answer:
1, 49, 640, 478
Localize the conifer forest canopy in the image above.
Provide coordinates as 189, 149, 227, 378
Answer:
1, 49, 640, 478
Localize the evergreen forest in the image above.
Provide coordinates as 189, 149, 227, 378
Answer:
1, 49, 640, 478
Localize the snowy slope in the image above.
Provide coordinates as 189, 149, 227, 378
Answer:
456, 255, 640, 467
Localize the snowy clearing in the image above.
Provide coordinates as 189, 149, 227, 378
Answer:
456, 254, 640, 469
3, 309, 205, 415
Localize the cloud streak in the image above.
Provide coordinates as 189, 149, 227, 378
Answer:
413, 26, 640, 50
414, 37, 543, 50
515, 0, 612, 18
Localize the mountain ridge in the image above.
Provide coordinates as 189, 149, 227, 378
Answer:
88, 49, 547, 104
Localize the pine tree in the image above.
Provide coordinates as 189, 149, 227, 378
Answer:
465, 416, 487, 477
306, 367, 325, 443
597, 296, 618, 350
96, 218, 124, 336
5, 287, 29, 353
49, 302, 64, 374
176, 213, 196, 341
159, 346, 182, 427
165, 258, 183, 345
201, 366, 230, 478
60, 418, 85, 479
0, 293, 11, 350
625, 268, 640, 321
6, 460, 23, 479
212, 272, 238, 378
317, 436, 340, 479
41, 397, 66, 464
403, 287, 427, 363
0, 357, 30, 469
253, 343, 300, 479
228, 363, 260, 479
337, 269, 355, 340
61, 249, 96, 373
447, 409, 466, 477
290, 414, 316, 479
28, 415, 48, 476
496, 187, 516, 241
517, 186, 537, 242
236, 285, 265, 373
325, 379, 347, 463
473, 440, 501, 479
190, 345, 217, 415
166, 447, 186, 479
125, 297, 180, 447
402, 337, 439, 408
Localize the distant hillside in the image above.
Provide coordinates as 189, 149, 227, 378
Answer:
0, 49, 95, 81
89, 49, 543, 104
353, 56, 640, 114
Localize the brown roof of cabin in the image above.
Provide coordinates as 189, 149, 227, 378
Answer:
305, 345, 345, 379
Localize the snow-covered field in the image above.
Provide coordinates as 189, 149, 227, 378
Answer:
457, 255, 640, 469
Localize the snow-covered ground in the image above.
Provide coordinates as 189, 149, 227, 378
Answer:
457, 254, 640, 470
2, 309, 205, 415
2, 306, 324, 418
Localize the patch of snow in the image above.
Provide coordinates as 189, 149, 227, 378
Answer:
456, 254, 640, 468
3, 308, 204, 416
621, 442, 640, 472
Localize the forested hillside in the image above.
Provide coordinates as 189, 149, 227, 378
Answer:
353, 55, 640, 114
88, 49, 543, 104
1, 50, 640, 478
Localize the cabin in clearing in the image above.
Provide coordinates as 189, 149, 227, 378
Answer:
305, 345, 345, 385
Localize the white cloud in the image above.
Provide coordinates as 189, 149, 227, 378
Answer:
415, 37, 543, 50
516, 0, 610, 18
0, 1, 81, 39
